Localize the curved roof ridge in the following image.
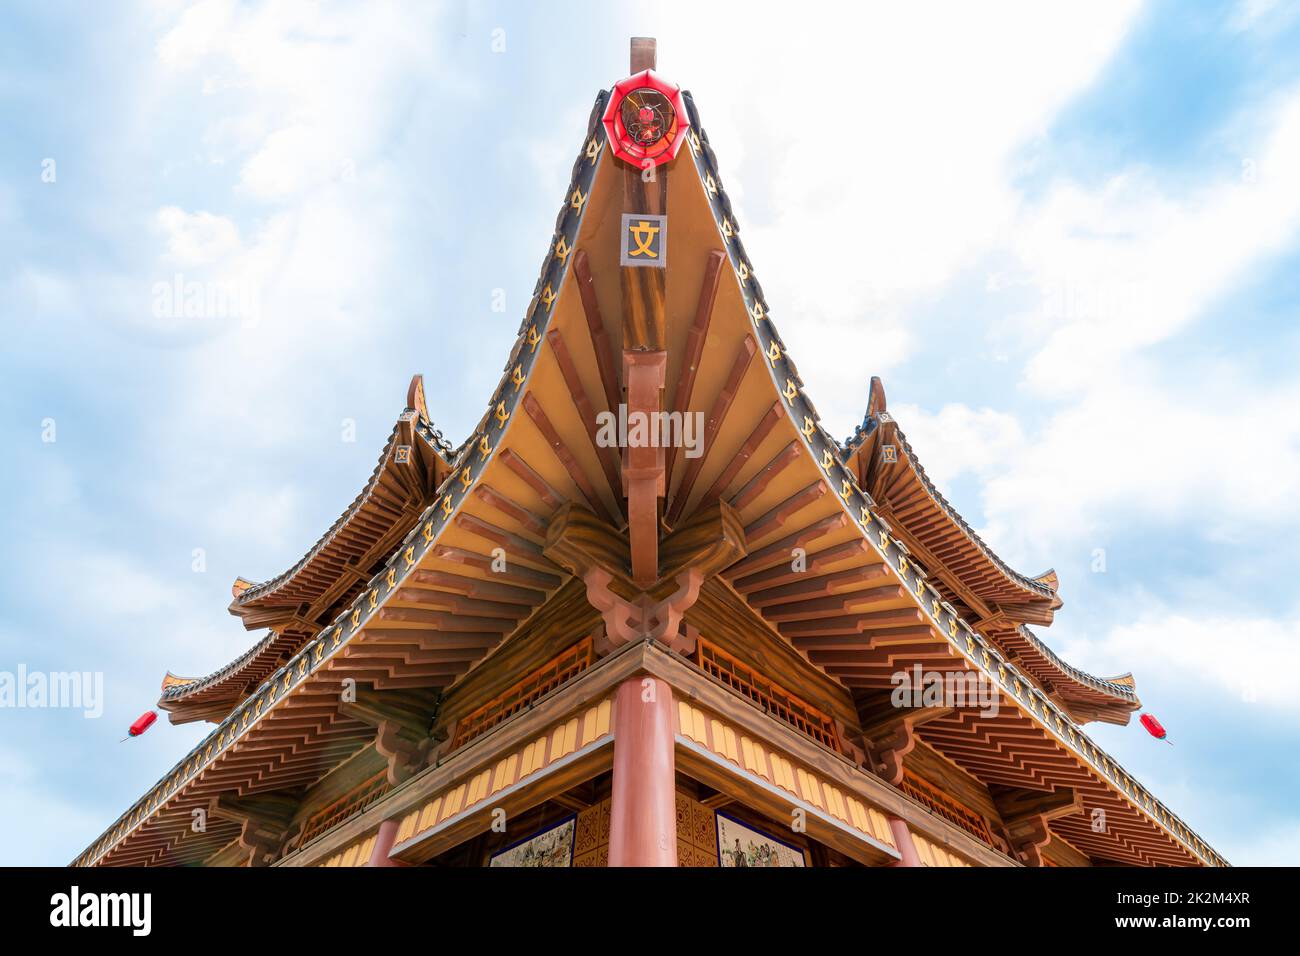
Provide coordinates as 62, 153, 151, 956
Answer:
162, 385, 454, 719
158, 630, 279, 703
835, 389, 1139, 717
847, 404, 1058, 603
1018, 624, 1140, 704
231, 390, 451, 610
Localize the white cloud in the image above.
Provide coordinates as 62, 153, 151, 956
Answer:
156, 206, 242, 265
5, 266, 79, 316
69, 552, 183, 617
890, 401, 1027, 491
154, 0, 235, 68
858, 88, 1300, 568
140, 1, 465, 435
1016, 90, 1300, 396
19, 543, 239, 658
1229, 820, 1300, 866
0, 765, 106, 866
154, 0, 463, 202
1063, 610, 1300, 714
207, 484, 302, 558
238, 123, 344, 201
885, 367, 1300, 574
1227, 0, 1297, 34
638, 0, 1145, 430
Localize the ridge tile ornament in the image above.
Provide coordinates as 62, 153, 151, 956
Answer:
601, 68, 690, 169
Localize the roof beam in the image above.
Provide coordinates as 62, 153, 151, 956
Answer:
664, 248, 726, 485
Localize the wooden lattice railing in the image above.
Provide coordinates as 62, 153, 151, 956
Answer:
695, 638, 843, 754
899, 770, 997, 847
451, 636, 595, 750
300, 771, 391, 845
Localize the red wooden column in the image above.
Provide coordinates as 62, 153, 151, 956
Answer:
888, 816, 923, 867
366, 817, 406, 867
608, 675, 678, 866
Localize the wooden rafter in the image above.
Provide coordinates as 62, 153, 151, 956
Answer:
546, 327, 623, 503
522, 391, 618, 524
698, 399, 785, 510
573, 250, 622, 417
666, 335, 757, 524
664, 248, 726, 484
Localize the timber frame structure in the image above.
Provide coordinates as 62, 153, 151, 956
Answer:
75, 39, 1225, 870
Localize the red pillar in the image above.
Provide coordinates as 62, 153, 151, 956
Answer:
888, 816, 923, 867
366, 817, 404, 867
608, 676, 677, 867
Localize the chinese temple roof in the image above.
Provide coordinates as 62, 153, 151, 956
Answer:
76, 70, 1222, 869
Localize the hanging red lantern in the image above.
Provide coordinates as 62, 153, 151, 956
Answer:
1139, 713, 1172, 745
124, 711, 158, 741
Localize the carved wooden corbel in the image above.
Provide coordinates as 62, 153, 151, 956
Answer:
866, 719, 917, 787
856, 691, 953, 785
208, 792, 299, 867
340, 687, 441, 785
582, 568, 700, 657
833, 719, 869, 767
581, 567, 643, 647
643, 567, 703, 647
991, 785, 1082, 867
546, 501, 743, 658
1005, 816, 1052, 867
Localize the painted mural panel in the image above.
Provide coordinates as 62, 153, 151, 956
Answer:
715, 812, 807, 867
488, 816, 576, 868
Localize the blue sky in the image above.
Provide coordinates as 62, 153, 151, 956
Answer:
1, 0, 1297, 866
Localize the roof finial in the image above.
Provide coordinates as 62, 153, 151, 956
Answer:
406, 373, 428, 420
630, 36, 656, 73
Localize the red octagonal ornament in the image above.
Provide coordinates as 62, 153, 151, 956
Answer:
602, 69, 690, 169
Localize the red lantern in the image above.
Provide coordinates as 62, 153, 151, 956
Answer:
601, 69, 690, 169
1139, 713, 1172, 745
125, 711, 157, 739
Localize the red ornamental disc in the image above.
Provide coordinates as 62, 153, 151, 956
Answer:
601, 69, 690, 169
